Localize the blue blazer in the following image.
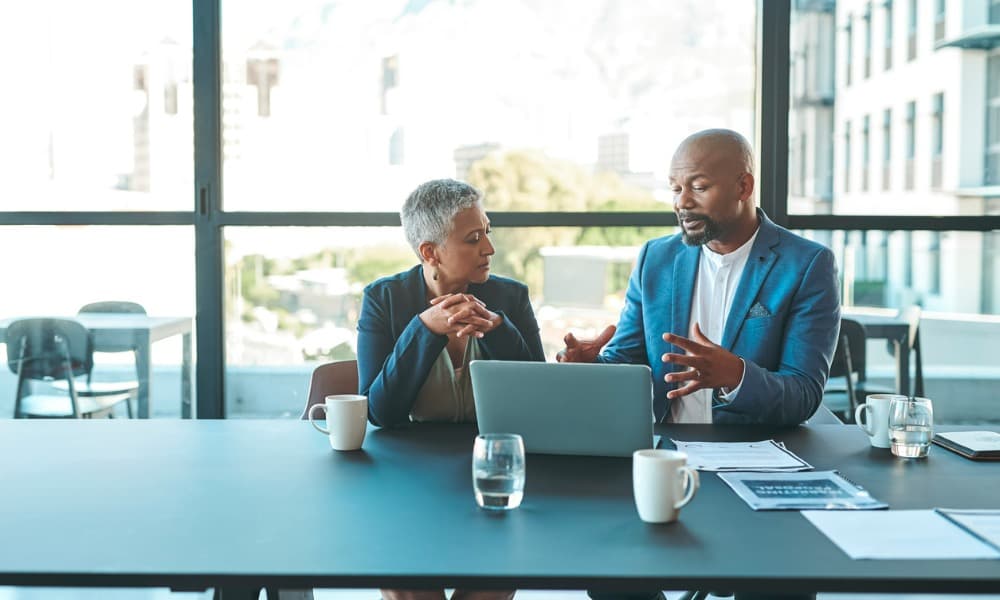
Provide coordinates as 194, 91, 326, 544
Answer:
358, 265, 545, 427
599, 211, 841, 425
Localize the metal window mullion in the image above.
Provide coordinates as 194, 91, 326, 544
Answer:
193, 0, 224, 419
757, 0, 791, 226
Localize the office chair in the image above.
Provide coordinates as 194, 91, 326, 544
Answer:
822, 318, 893, 423
49, 301, 145, 417
6, 318, 133, 418
301, 359, 360, 419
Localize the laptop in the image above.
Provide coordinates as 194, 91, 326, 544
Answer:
470, 360, 655, 457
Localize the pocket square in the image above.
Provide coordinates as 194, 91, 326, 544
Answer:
748, 302, 771, 318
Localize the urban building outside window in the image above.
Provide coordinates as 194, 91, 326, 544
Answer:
845, 20, 854, 86
933, 0, 945, 43
992, 0, 1000, 24
882, 107, 892, 191
844, 120, 852, 192
862, 114, 870, 191
905, 100, 916, 189
884, 0, 893, 70
986, 54, 1000, 185
863, 3, 872, 79
931, 92, 943, 189
907, 0, 918, 61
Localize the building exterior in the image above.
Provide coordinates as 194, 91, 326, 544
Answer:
791, 0, 1000, 314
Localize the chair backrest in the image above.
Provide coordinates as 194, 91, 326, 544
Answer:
806, 404, 844, 425
301, 360, 359, 420
5, 318, 92, 380
829, 317, 867, 381
79, 301, 147, 315
78, 302, 147, 354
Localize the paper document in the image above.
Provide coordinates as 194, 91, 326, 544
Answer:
936, 509, 1000, 552
719, 470, 887, 511
672, 439, 812, 471
802, 510, 1000, 560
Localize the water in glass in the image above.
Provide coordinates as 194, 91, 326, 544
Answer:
472, 433, 525, 510
890, 425, 932, 458
888, 397, 933, 459
473, 468, 525, 509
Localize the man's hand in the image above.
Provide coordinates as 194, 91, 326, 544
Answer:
556, 324, 616, 363
421, 294, 499, 338
661, 323, 744, 399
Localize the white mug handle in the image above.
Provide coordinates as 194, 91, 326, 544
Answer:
674, 466, 700, 510
308, 403, 330, 434
855, 403, 873, 436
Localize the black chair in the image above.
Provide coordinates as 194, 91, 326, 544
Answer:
822, 318, 893, 423
50, 301, 145, 417
6, 318, 133, 418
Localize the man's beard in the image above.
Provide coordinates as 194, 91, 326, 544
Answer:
678, 212, 721, 246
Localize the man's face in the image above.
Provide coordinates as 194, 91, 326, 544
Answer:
668, 143, 747, 247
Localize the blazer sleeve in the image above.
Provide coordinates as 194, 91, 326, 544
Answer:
597, 241, 651, 365
714, 247, 841, 425
356, 287, 447, 428
477, 282, 545, 363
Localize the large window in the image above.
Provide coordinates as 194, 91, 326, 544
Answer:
0, 2, 192, 211
219, 1, 755, 213
223, 224, 672, 417
907, 0, 918, 61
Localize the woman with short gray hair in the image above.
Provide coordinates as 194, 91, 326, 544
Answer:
358, 179, 540, 600
359, 178, 544, 428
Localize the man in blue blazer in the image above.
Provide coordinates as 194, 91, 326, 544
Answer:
560, 128, 840, 429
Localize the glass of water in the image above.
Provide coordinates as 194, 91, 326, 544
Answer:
472, 433, 525, 510
889, 397, 934, 458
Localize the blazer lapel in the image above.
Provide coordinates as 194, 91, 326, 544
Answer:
671, 245, 700, 353
721, 216, 780, 350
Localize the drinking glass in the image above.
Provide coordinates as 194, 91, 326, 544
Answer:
472, 433, 525, 510
889, 397, 934, 458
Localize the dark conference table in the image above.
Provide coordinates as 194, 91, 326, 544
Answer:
0, 420, 997, 599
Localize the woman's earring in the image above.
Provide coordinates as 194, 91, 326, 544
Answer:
432, 268, 439, 281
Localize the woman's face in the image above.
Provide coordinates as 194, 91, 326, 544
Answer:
435, 205, 494, 285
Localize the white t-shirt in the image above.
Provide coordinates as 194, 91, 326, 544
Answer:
667, 228, 759, 423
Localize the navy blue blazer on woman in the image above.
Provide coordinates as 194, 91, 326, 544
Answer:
358, 265, 545, 427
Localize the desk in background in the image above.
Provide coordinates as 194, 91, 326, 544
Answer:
0, 420, 995, 598
0, 314, 193, 418
842, 306, 923, 397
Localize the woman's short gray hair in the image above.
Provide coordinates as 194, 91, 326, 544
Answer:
401, 179, 483, 256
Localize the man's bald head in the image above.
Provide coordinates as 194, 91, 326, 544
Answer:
668, 128, 759, 252
672, 128, 754, 176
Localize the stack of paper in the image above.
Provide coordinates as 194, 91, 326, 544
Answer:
672, 439, 812, 472
802, 510, 1000, 559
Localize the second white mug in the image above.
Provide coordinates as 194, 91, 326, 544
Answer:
632, 449, 699, 524
309, 394, 368, 451
855, 393, 906, 449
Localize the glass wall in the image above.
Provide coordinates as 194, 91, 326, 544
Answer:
800, 229, 1000, 424
0, 227, 196, 419
219, 0, 756, 212
789, 0, 996, 217
0, 1, 192, 211
224, 224, 673, 417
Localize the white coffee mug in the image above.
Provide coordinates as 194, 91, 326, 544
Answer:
855, 393, 906, 449
632, 449, 700, 524
309, 394, 368, 451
